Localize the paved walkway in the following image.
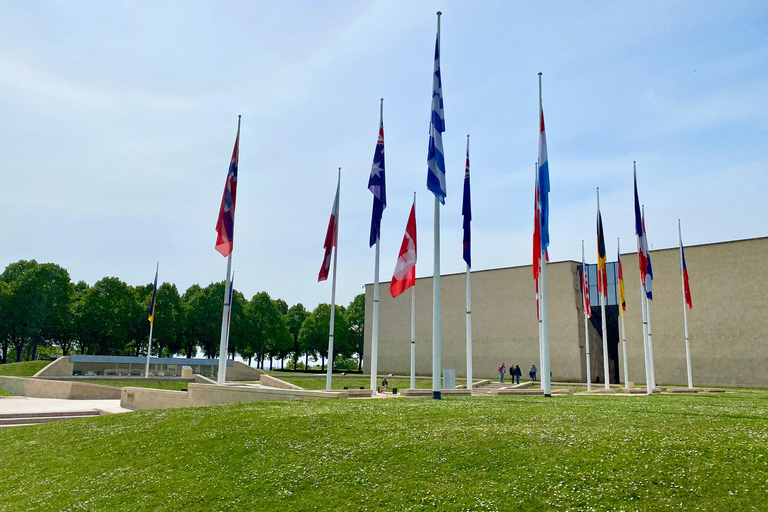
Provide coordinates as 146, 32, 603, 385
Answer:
0, 396, 131, 415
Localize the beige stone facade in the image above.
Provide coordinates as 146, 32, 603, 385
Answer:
364, 236, 768, 388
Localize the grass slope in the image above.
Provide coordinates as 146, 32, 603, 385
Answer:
0, 360, 50, 377
1, 392, 767, 511
275, 376, 433, 390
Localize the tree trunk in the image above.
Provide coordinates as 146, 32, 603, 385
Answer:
321, 355, 325, 372
269, 358, 273, 371
281, 358, 284, 370
358, 354, 362, 372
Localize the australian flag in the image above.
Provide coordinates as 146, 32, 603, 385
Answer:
215, 119, 240, 257
368, 105, 386, 247
462, 137, 471, 267
427, 33, 446, 204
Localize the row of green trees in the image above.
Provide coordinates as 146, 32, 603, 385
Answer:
0, 260, 365, 371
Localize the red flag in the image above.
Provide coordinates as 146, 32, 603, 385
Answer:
215, 120, 240, 257
582, 265, 591, 319
682, 245, 693, 309
390, 201, 417, 297
318, 179, 340, 282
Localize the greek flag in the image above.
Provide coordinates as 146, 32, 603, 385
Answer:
427, 34, 446, 203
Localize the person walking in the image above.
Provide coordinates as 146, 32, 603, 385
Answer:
514, 365, 521, 384
499, 363, 506, 383
529, 363, 537, 382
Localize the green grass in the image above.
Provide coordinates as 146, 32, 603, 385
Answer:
274, 376, 434, 390
88, 381, 189, 391
1, 392, 767, 511
0, 360, 50, 377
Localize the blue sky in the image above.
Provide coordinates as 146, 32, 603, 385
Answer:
1, 0, 766, 310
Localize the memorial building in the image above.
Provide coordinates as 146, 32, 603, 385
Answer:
363, 236, 768, 388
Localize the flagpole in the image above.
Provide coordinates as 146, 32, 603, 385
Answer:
643, 205, 656, 391
216, 115, 240, 386
410, 265, 416, 391
536, 163, 544, 378
597, 188, 609, 389
226, 271, 234, 352
217, 253, 233, 385
537, 73, 552, 397
582, 241, 592, 391
463, 134, 473, 391
145, 261, 158, 378
619, 238, 629, 390
429, 12, 443, 401
370, 97, 386, 397
679, 219, 693, 389
326, 169, 341, 391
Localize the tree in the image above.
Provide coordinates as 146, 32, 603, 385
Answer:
285, 303, 308, 371
268, 298, 292, 370
347, 293, 365, 371
242, 292, 283, 368
150, 283, 183, 357
299, 303, 349, 372
77, 277, 140, 356
182, 283, 225, 359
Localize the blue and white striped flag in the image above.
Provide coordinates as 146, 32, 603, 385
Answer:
427, 33, 446, 204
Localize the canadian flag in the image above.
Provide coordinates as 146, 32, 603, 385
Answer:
390, 201, 417, 297
318, 179, 339, 282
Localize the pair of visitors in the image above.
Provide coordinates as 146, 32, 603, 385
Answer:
499, 363, 506, 383
529, 364, 537, 382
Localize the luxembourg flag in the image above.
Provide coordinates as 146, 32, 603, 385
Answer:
538, 109, 550, 252
318, 176, 340, 282
215, 120, 240, 257
390, 200, 417, 298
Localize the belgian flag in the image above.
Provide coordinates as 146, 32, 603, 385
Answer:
596, 206, 608, 299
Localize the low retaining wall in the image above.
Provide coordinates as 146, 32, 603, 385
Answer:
259, 374, 303, 390
0, 376, 122, 400
121, 383, 347, 411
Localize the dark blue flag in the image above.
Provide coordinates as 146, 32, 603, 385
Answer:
368, 102, 386, 247
462, 136, 471, 267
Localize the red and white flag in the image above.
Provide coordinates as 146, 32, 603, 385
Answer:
318, 178, 340, 282
390, 201, 417, 297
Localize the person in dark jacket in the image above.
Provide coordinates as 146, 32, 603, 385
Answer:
529, 364, 537, 382
514, 365, 522, 384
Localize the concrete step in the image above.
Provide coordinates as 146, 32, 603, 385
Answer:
0, 410, 102, 426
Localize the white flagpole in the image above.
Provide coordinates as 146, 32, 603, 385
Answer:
225, 271, 235, 353
640, 279, 651, 394
410, 192, 417, 391
538, 73, 551, 397
431, 12, 443, 401
679, 219, 693, 389
465, 135, 473, 391
536, 163, 544, 380
145, 261, 158, 378
597, 188, 610, 390
643, 205, 656, 391
326, 169, 341, 391
618, 239, 629, 390
217, 253, 233, 385
582, 241, 592, 391
217, 115, 240, 386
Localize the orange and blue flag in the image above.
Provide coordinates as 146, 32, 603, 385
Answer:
617, 248, 627, 316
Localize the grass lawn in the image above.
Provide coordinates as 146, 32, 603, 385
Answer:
1, 392, 767, 511
88, 381, 189, 391
274, 375, 434, 390
0, 360, 50, 377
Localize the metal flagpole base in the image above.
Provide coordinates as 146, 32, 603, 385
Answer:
545, 394, 551, 398
433, 391, 441, 400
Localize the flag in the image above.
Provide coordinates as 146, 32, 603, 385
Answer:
617, 249, 627, 317
427, 33, 446, 203
462, 139, 471, 267
318, 178, 340, 282
596, 204, 608, 298
681, 244, 693, 309
634, 171, 653, 299
148, 264, 158, 325
215, 121, 240, 257
390, 201, 417, 298
538, 109, 550, 251
533, 170, 550, 319
581, 263, 591, 319
368, 106, 386, 247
